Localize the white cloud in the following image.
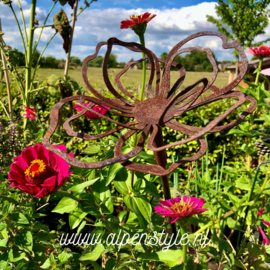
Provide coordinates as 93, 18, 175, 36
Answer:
1, 2, 263, 63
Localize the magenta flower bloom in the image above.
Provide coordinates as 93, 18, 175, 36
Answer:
246, 45, 270, 57
7, 144, 74, 197
155, 196, 207, 224
24, 106, 37, 120
257, 226, 269, 245
74, 101, 110, 119
262, 221, 270, 227
257, 199, 265, 217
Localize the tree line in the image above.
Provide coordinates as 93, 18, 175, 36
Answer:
6, 47, 236, 71
6, 48, 120, 69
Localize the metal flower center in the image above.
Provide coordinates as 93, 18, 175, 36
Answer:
134, 98, 170, 126
24, 159, 57, 186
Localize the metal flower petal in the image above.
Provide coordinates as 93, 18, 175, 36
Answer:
43, 31, 257, 176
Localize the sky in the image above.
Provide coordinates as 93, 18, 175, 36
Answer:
0, 0, 268, 64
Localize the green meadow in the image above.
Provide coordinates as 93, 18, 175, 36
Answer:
36, 67, 229, 93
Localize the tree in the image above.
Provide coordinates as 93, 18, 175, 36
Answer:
107, 53, 117, 68
41, 55, 60, 68
70, 56, 81, 65
159, 51, 218, 71
118, 62, 126, 68
86, 55, 103, 67
160, 52, 168, 68
9, 48, 25, 67
206, 0, 270, 77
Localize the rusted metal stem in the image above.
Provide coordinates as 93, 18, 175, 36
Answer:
152, 126, 177, 235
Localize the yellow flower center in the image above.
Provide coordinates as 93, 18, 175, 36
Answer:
25, 159, 46, 178
171, 200, 193, 212
24, 159, 57, 186
259, 45, 269, 49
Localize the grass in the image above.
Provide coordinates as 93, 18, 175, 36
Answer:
35, 67, 229, 95
0, 67, 229, 100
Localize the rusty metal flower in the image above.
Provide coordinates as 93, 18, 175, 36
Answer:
43, 31, 257, 177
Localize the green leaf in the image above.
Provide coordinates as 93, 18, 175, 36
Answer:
106, 163, 123, 186
0, 196, 19, 205
248, 242, 262, 257
0, 239, 7, 248
91, 261, 103, 270
11, 213, 29, 224
79, 244, 105, 261
52, 197, 78, 214
114, 168, 129, 195
58, 252, 72, 263
92, 177, 113, 214
263, 115, 270, 126
235, 179, 252, 191
15, 230, 33, 252
105, 149, 114, 160
219, 239, 231, 253
69, 208, 87, 230
123, 195, 151, 229
139, 249, 183, 267
226, 129, 253, 137
77, 221, 87, 235
251, 260, 268, 270
68, 178, 99, 195
41, 253, 56, 269
138, 151, 155, 163
34, 232, 57, 242
144, 181, 160, 198
234, 258, 247, 270
83, 145, 101, 155
0, 223, 7, 231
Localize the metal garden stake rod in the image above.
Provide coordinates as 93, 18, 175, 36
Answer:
0, 19, 13, 121
43, 31, 257, 235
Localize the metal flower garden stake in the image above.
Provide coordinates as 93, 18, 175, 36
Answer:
43, 31, 257, 234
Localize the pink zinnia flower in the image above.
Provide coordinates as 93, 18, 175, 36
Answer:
246, 45, 270, 57
120, 12, 156, 29
7, 144, 73, 197
257, 226, 269, 245
24, 106, 37, 120
74, 101, 110, 119
257, 199, 265, 217
260, 68, 270, 76
155, 196, 207, 224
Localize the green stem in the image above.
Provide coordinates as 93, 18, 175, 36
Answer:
10, 5, 27, 62
138, 34, 146, 101
255, 59, 263, 85
31, 32, 57, 89
0, 100, 10, 119
247, 155, 251, 171
219, 144, 226, 191
172, 155, 179, 190
33, 0, 57, 55
181, 226, 187, 270
25, 0, 37, 103
17, 0, 28, 44
93, 119, 100, 134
